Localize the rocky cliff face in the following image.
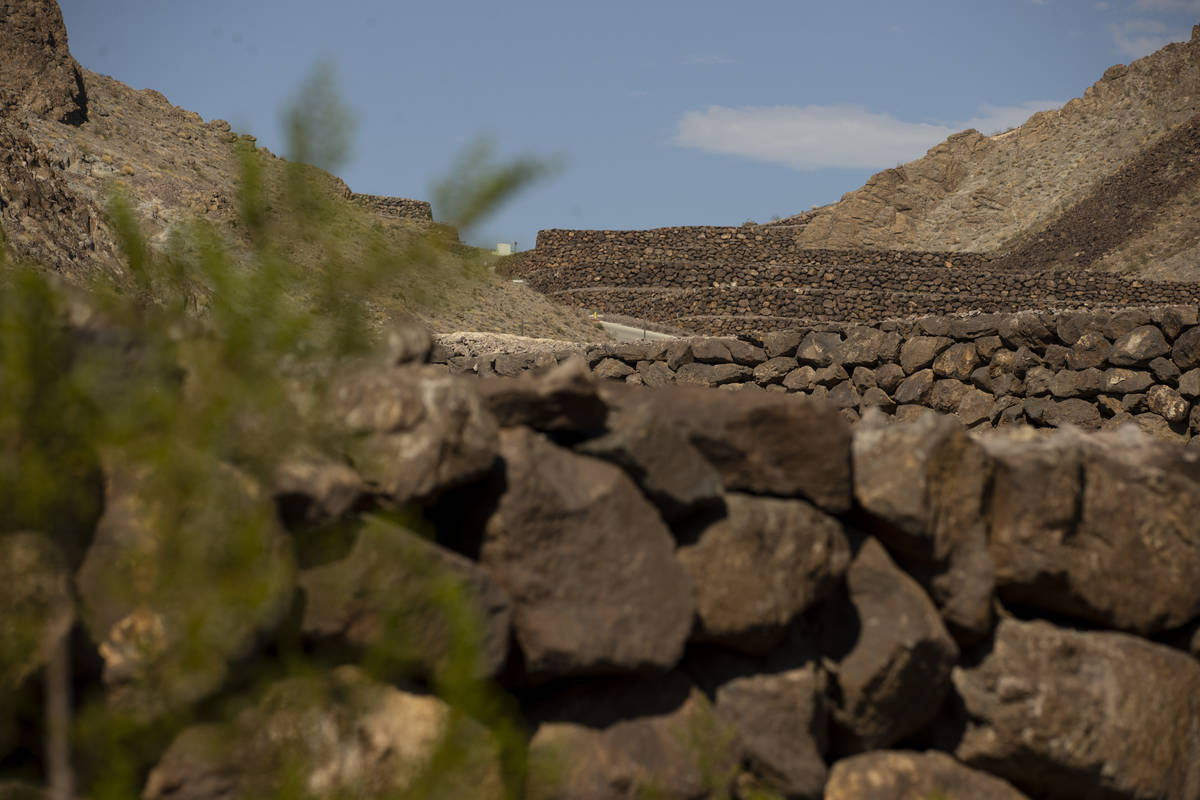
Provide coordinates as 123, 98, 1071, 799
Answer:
788, 26, 1200, 276
0, 0, 87, 124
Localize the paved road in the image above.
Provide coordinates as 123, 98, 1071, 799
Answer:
598, 320, 679, 342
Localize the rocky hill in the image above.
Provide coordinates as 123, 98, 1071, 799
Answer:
0, 0, 604, 341
774, 26, 1200, 279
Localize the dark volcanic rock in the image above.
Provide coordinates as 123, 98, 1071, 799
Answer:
826, 751, 1030, 800
1108, 325, 1170, 366
527, 673, 739, 800
480, 358, 608, 432
952, 618, 1200, 800
932, 342, 979, 381
899, 336, 953, 374
1172, 325, 1200, 370
822, 538, 959, 751
984, 429, 1200, 634
796, 331, 843, 367
482, 428, 692, 679
676, 493, 849, 654
852, 414, 994, 641
577, 401, 723, 523
665, 389, 853, 512
715, 661, 828, 798
1067, 331, 1112, 369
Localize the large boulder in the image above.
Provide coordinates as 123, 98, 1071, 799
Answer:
143, 666, 502, 800
821, 538, 959, 752
851, 413, 994, 641
0, 0, 87, 123
984, 427, 1200, 634
826, 750, 1030, 800
75, 459, 296, 720
333, 366, 498, 505
577, 401, 723, 523
676, 493, 850, 654
951, 618, 1200, 800
482, 428, 693, 680
298, 519, 511, 678
660, 388, 853, 513
479, 358, 608, 433
527, 673, 740, 800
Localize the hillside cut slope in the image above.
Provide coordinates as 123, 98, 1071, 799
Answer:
786, 26, 1200, 274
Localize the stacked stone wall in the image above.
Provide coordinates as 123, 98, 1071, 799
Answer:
348, 192, 433, 221
513, 225, 1200, 332
437, 305, 1200, 444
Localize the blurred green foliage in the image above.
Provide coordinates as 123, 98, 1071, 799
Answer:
0, 63, 544, 799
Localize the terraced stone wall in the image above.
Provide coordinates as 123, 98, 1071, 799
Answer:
348, 192, 433, 221
437, 305, 1200, 443
512, 226, 1200, 332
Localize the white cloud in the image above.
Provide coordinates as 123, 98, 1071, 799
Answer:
671, 101, 1062, 170
1110, 19, 1190, 59
682, 54, 734, 65
1133, 0, 1200, 12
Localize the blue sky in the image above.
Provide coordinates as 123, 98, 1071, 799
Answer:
58, 0, 1198, 250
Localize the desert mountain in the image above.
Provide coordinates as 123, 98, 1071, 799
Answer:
779, 26, 1200, 280
0, 0, 603, 340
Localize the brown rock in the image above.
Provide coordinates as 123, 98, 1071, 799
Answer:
796, 331, 843, 367
716, 663, 828, 798
822, 539, 959, 751
1172, 326, 1200, 370
1150, 355, 1182, 384
754, 356, 800, 385
1148, 384, 1190, 423
761, 330, 804, 359
1179, 367, 1200, 398
593, 357, 635, 380
782, 365, 819, 392
875, 362, 906, 393
1108, 325, 1170, 366
668, 389, 853, 512
828, 381, 861, 410
711, 362, 753, 384
0, 0, 87, 123
298, 520, 511, 678
1101, 367, 1154, 394
899, 336, 952, 374
985, 429, 1200, 633
826, 750, 1030, 800
674, 362, 720, 387
528, 674, 739, 800
0, 533, 72, 691
999, 311, 1054, 350
852, 413, 994, 641
690, 338, 732, 363
483, 428, 693, 679
577, 402, 723, 522
337, 366, 498, 503
931, 343, 979, 383
1066, 331, 1112, 369
272, 454, 365, 528
929, 378, 969, 413
952, 618, 1200, 800
677, 493, 850, 654
831, 327, 888, 367
894, 369, 934, 405
637, 359, 675, 387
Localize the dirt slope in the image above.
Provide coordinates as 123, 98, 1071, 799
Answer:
784, 26, 1200, 271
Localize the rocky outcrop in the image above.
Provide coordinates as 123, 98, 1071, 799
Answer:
0, 0, 87, 124
785, 28, 1200, 261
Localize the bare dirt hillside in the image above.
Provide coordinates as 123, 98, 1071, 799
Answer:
0, 0, 605, 342
777, 26, 1200, 277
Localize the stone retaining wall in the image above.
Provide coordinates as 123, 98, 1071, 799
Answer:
348, 191, 433, 221
437, 305, 1200, 444
510, 226, 1200, 331
27, 335, 1200, 800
